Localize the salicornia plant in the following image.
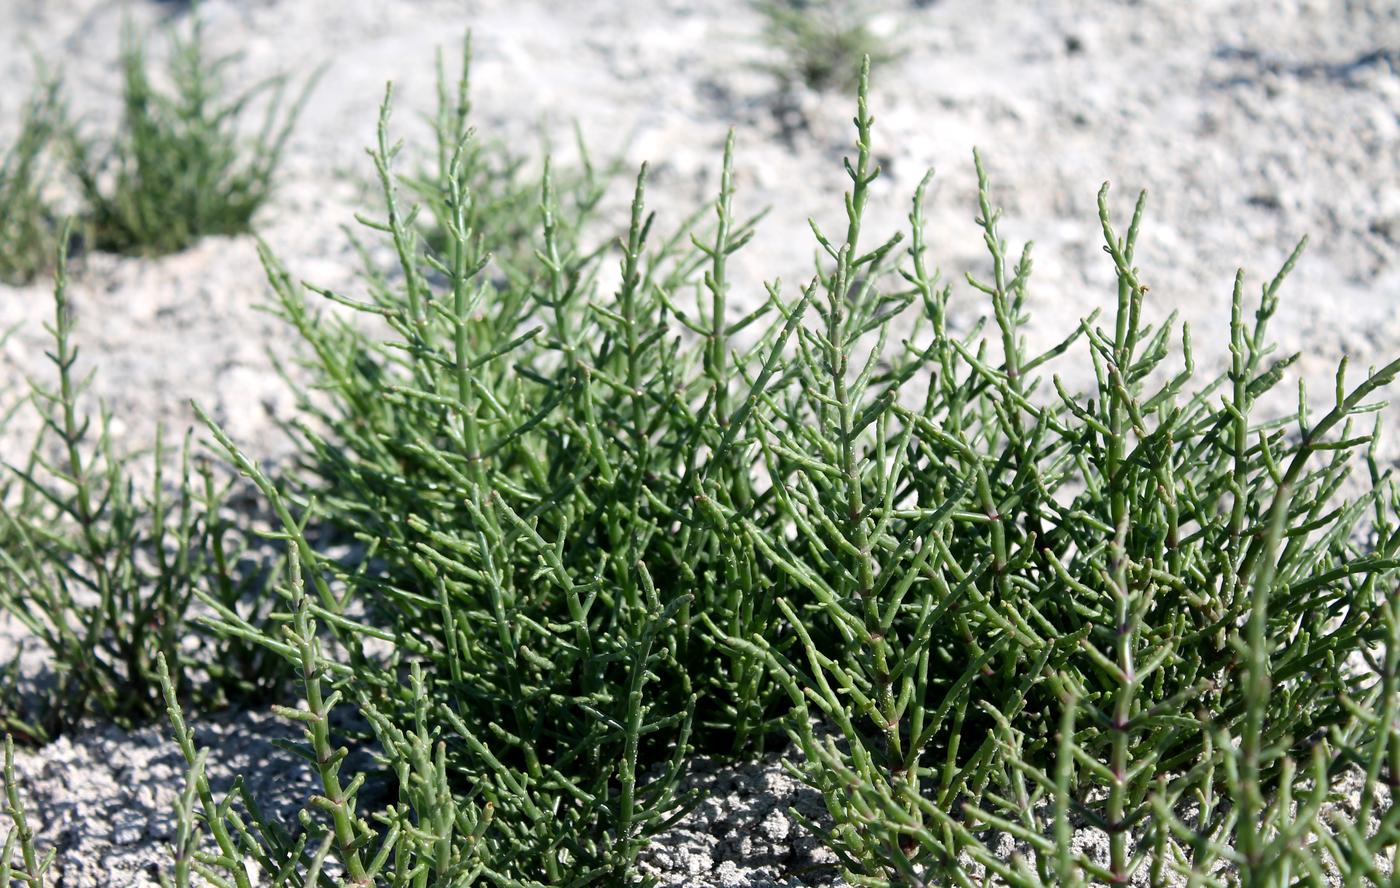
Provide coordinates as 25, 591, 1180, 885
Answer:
0, 71, 62, 283
723, 60, 1400, 887
754, 0, 903, 92
67, 16, 316, 256
0, 236, 289, 741
185, 48, 713, 879
163, 47, 1398, 885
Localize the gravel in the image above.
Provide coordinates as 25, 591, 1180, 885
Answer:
7, 712, 311, 887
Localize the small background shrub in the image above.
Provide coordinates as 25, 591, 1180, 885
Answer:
67, 17, 316, 256
0, 73, 62, 283
754, 0, 903, 92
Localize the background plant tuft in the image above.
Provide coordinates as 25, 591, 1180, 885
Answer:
0, 71, 63, 284
67, 17, 316, 256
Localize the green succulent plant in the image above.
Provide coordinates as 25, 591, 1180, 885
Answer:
0, 72, 62, 284
755, 0, 903, 92
68, 17, 316, 256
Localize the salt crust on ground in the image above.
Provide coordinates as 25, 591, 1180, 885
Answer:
1, 0, 1397, 883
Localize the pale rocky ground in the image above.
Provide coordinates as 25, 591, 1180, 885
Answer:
0, 0, 1397, 884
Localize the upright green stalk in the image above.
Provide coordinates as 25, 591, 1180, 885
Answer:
157, 655, 254, 888
1, 735, 52, 886
1237, 481, 1293, 879
1097, 183, 1149, 884
704, 130, 737, 420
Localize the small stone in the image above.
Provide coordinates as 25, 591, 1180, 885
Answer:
112, 815, 146, 846
760, 807, 791, 844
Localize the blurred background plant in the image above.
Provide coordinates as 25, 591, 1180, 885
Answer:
66, 16, 316, 256
0, 70, 63, 284
753, 0, 904, 92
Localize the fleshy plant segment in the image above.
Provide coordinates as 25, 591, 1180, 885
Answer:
0, 735, 53, 885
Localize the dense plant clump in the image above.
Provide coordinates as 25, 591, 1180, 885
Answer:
0, 73, 62, 284
0, 14, 313, 272
730, 72, 1400, 885
67, 17, 316, 255
139, 52, 1394, 885
0, 25, 1395, 888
